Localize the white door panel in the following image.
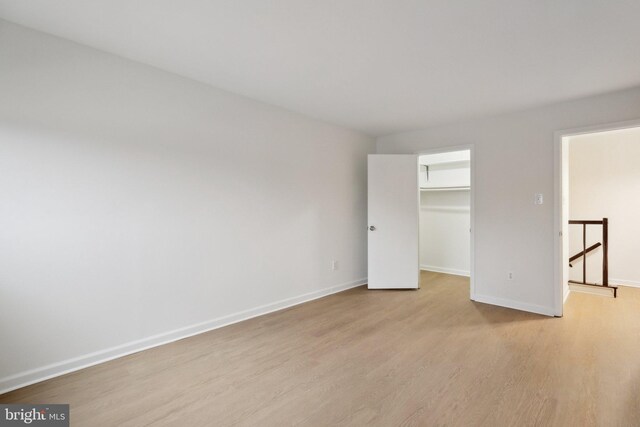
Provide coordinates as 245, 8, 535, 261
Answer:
368, 155, 420, 289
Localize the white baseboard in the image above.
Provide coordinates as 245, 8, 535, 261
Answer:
420, 265, 470, 277
472, 294, 555, 317
610, 278, 640, 288
568, 283, 615, 298
0, 278, 367, 395
563, 286, 571, 303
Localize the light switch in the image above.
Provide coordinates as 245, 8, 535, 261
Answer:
535, 193, 544, 205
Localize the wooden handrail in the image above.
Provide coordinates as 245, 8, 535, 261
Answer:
569, 242, 602, 266
569, 220, 605, 225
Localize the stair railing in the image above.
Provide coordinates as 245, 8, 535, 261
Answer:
568, 218, 616, 297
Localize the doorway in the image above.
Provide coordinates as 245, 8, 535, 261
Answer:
555, 120, 640, 315
418, 150, 472, 292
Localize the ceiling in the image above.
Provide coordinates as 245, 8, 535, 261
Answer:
1, 1, 640, 136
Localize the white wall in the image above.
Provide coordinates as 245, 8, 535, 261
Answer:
0, 21, 374, 392
420, 191, 470, 276
377, 86, 640, 316
568, 128, 640, 287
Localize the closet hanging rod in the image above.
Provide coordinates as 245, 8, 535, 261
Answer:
420, 186, 470, 191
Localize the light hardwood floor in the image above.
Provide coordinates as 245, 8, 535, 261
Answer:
2, 271, 640, 426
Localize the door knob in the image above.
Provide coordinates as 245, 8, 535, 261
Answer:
369, 225, 376, 231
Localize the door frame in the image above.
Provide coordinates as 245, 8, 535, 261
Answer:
553, 118, 640, 316
415, 144, 476, 300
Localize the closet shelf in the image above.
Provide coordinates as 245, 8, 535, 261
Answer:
420, 159, 470, 167
420, 186, 470, 192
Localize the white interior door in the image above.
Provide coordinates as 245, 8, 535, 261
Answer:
368, 154, 420, 289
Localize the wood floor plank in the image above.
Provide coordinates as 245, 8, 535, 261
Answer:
2, 271, 639, 426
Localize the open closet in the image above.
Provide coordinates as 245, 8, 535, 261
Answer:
419, 150, 471, 278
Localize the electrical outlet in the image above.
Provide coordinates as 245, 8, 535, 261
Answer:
508, 272, 514, 280
331, 260, 339, 271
